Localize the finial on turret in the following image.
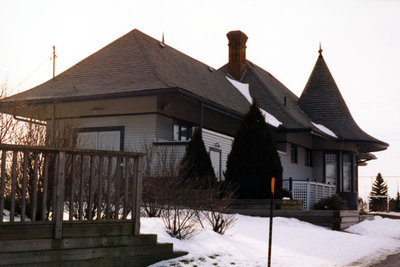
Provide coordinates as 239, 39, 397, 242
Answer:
318, 42, 323, 55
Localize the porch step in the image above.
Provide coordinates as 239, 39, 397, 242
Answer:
0, 242, 174, 266
0, 222, 187, 266
0, 234, 157, 253
8, 251, 188, 267
274, 210, 361, 230
0, 221, 135, 240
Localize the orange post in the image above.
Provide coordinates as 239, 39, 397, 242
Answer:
271, 177, 275, 195
268, 177, 276, 267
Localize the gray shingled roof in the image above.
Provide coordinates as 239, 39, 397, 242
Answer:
220, 61, 332, 135
220, 55, 387, 152
241, 61, 314, 130
2, 29, 249, 115
298, 53, 388, 150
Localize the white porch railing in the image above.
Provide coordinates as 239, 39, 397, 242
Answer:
283, 179, 336, 210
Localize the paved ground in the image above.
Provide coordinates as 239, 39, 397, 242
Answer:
370, 253, 400, 267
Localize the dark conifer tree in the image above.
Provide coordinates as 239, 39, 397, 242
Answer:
394, 191, 400, 212
179, 127, 216, 188
369, 173, 388, 211
225, 100, 283, 199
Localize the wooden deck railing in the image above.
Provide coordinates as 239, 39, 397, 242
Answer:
0, 144, 144, 238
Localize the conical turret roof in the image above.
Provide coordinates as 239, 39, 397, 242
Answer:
298, 52, 388, 152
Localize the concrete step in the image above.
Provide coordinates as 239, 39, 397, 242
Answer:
0, 221, 134, 240
0, 234, 158, 253
7, 250, 188, 267
0, 243, 174, 266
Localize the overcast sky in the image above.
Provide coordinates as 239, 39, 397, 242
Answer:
1, 0, 399, 196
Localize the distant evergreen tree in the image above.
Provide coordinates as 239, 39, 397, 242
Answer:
225, 100, 283, 199
369, 173, 388, 211
179, 127, 216, 188
394, 191, 400, 212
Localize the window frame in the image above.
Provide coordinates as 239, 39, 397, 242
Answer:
323, 151, 338, 186
75, 126, 125, 151
305, 148, 313, 167
290, 144, 298, 164
173, 120, 193, 141
342, 152, 353, 192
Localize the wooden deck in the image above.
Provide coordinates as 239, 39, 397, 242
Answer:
0, 144, 184, 266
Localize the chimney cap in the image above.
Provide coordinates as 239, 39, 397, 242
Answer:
227, 30, 248, 41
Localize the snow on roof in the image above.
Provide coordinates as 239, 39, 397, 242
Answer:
226, 76, 282, 128
226, 76, 252, 103
312, 122, 337, 138
260, 109, 282, 128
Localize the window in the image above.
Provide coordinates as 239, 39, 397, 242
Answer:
342, 153, 352, 192
76, 126, 124, 151
173, 122, 193, 141
325, 153, 337, 185
290, 144, 298, 163
305, 149, 312, 166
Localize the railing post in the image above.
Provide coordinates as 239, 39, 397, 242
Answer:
306, 182, 311, 210
133, 155, 143, 236
54, 151, 66, 240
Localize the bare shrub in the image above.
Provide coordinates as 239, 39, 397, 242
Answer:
138, 139, 236, 237
140, 141, 181, 218
0, 80, 17, 143
160, 178, 203, 239
1, 112, 78, 220
201, 184, 236, 235
142, 176, 165, 217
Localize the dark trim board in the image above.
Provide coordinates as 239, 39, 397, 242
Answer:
47, 111, 161, 121
154, 141, 190, 146
12, 88, 245, 122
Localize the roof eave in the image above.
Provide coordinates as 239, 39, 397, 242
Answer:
0, 87, 246, 120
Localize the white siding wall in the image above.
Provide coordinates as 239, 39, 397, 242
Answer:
202, 128, 233, 180
153, 115, 234, 179
279, 143, 313, 181
72, 115, 324, 183
156, 115, 173, 141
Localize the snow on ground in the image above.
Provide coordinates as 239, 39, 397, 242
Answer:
370, 211, 400, 217
142, 214, 400, 267
2, 209, 26, 222
226, 76, 282, 128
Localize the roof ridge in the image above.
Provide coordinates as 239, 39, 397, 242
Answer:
133, 31, 175, 88
246, 61, 310, 129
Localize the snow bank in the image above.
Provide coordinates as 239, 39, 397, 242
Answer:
226, 77, 282, 128
143, 214, 400, 267
312, 122, 337, 138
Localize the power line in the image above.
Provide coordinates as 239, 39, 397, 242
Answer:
12, 55, 51, 92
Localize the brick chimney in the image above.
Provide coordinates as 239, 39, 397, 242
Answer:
227, 31, 248, 80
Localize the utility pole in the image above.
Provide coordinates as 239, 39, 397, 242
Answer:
52, 45, 56, 79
